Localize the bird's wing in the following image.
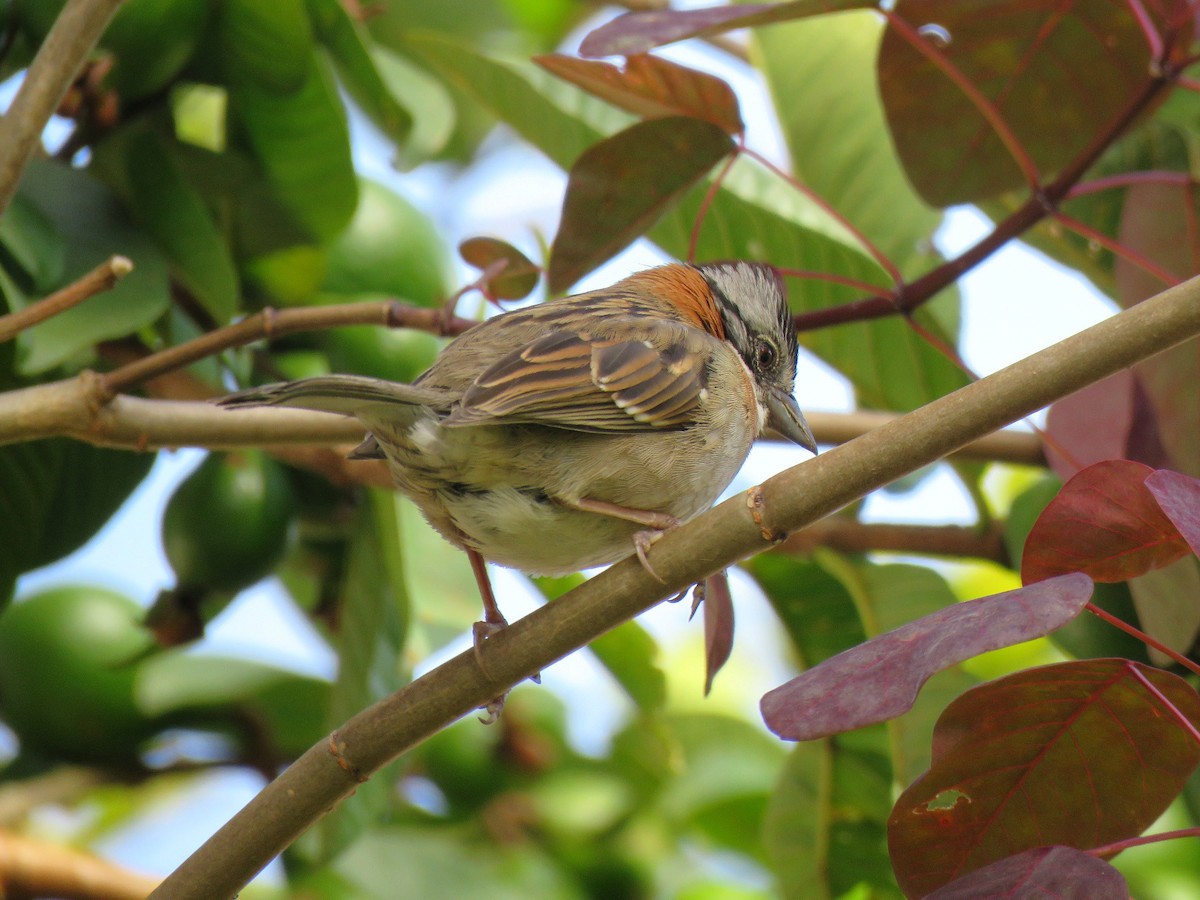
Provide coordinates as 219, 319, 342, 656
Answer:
443, 322, 713, 433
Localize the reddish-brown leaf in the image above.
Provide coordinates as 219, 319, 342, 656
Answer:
578, 1, 874, 59
888, 659, 1200, 897
458, 237, 540, 300
1116, 180, 1200, 477
547, 116, 734, 293
761, 574, 1092, 741
925, 846, 1129, 900
534, 54, 743, 135
1147, 469, 1200, 557
878, 2, 1186, 206
701, 571, 734, 695
1043, 369, 1169, 480
1021, 460, 1190, 585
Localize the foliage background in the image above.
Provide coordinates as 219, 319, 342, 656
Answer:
1, 1, 1200, 898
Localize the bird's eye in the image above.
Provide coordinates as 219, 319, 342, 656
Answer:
753, 338, 777, 372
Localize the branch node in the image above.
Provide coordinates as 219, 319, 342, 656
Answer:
260, 306, 279, 339
746, 484, 786, 544
327, 731, 367, 783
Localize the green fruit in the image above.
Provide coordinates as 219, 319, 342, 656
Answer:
323, 177, 451, 306
0, 586, 158, 763
323, 322, 440, 383
162, 451, 296, 594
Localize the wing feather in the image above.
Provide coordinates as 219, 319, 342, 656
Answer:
444, 323, 712, 433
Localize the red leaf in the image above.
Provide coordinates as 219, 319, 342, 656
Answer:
578, 1, 874, 59
1043, 370, 1168, 479
535, 54, 743, 135
761, 574, 1092, 741
879, 2, 1187, 206
701, 571, 734, 695
888, 659, 1200, 897
1147, 469, 1200, 557
1116, 181, 1200, 476
458, 237, 540, 300
1021, 460, 1191, 585
547, 116, 734, 293
925, 846, 1128, 900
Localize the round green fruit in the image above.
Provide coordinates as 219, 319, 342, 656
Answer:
0, 586, 158, 763
162, 451, 297, 594
322, 322, 440, 383
323, 177, 451, 306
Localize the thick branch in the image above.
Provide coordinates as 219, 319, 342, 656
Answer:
0, 0, 124, 215
0, 373, 364, 447
149, 275, 1200, 900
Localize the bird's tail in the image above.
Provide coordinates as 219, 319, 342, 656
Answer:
218, 375, 445, 418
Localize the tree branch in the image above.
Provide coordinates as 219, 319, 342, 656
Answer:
0, 830, 159, 900
0, 255, 131, 343
0, 0, 125, 216
0, 371, 1044, 469
148, 274, 1200, 900
777, 519, 1009, 564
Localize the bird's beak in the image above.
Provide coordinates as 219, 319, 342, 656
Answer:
766, 388, 818, 455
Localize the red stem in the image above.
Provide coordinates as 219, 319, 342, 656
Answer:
1128, 663, 1200, 746
1089, 826, 1200, 858
740, 145, 904, 285
1085, 601, 1200, 677
1052, 209, 1182, 286
1067, 169, 1193, 199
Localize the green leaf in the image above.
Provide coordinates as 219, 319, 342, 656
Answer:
757, 729, 903, 900
370, 47, 456, 170
230, 54, 358, 243
658, 712, 786, 859
318, 489, 411, 860
0, 441, 154, 607
219, 0, 314, 90
0, 193, 64, 291
589, 620, 666, 712
755, 10, 941, 271
122, 128, 239, 323
332, 826, 577, 899
306, 0, 413, 144
134, 653, 331, 757
11, 160, 170, 374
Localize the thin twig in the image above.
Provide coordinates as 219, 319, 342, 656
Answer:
101, 300, 476, 395
777, 519, 1009, 564
0, 255, 132, 343
0, 0, 125, 216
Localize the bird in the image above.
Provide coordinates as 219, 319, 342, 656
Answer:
220, 260, 817, 638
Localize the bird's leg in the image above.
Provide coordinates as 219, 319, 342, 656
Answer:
466, 548, 511, 723
468, 547, 508, 640
563, 497, 681, 583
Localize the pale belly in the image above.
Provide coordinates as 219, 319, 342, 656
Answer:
368, 412, 756, 575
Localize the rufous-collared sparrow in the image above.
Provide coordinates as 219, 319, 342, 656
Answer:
221, 261, 816, 632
